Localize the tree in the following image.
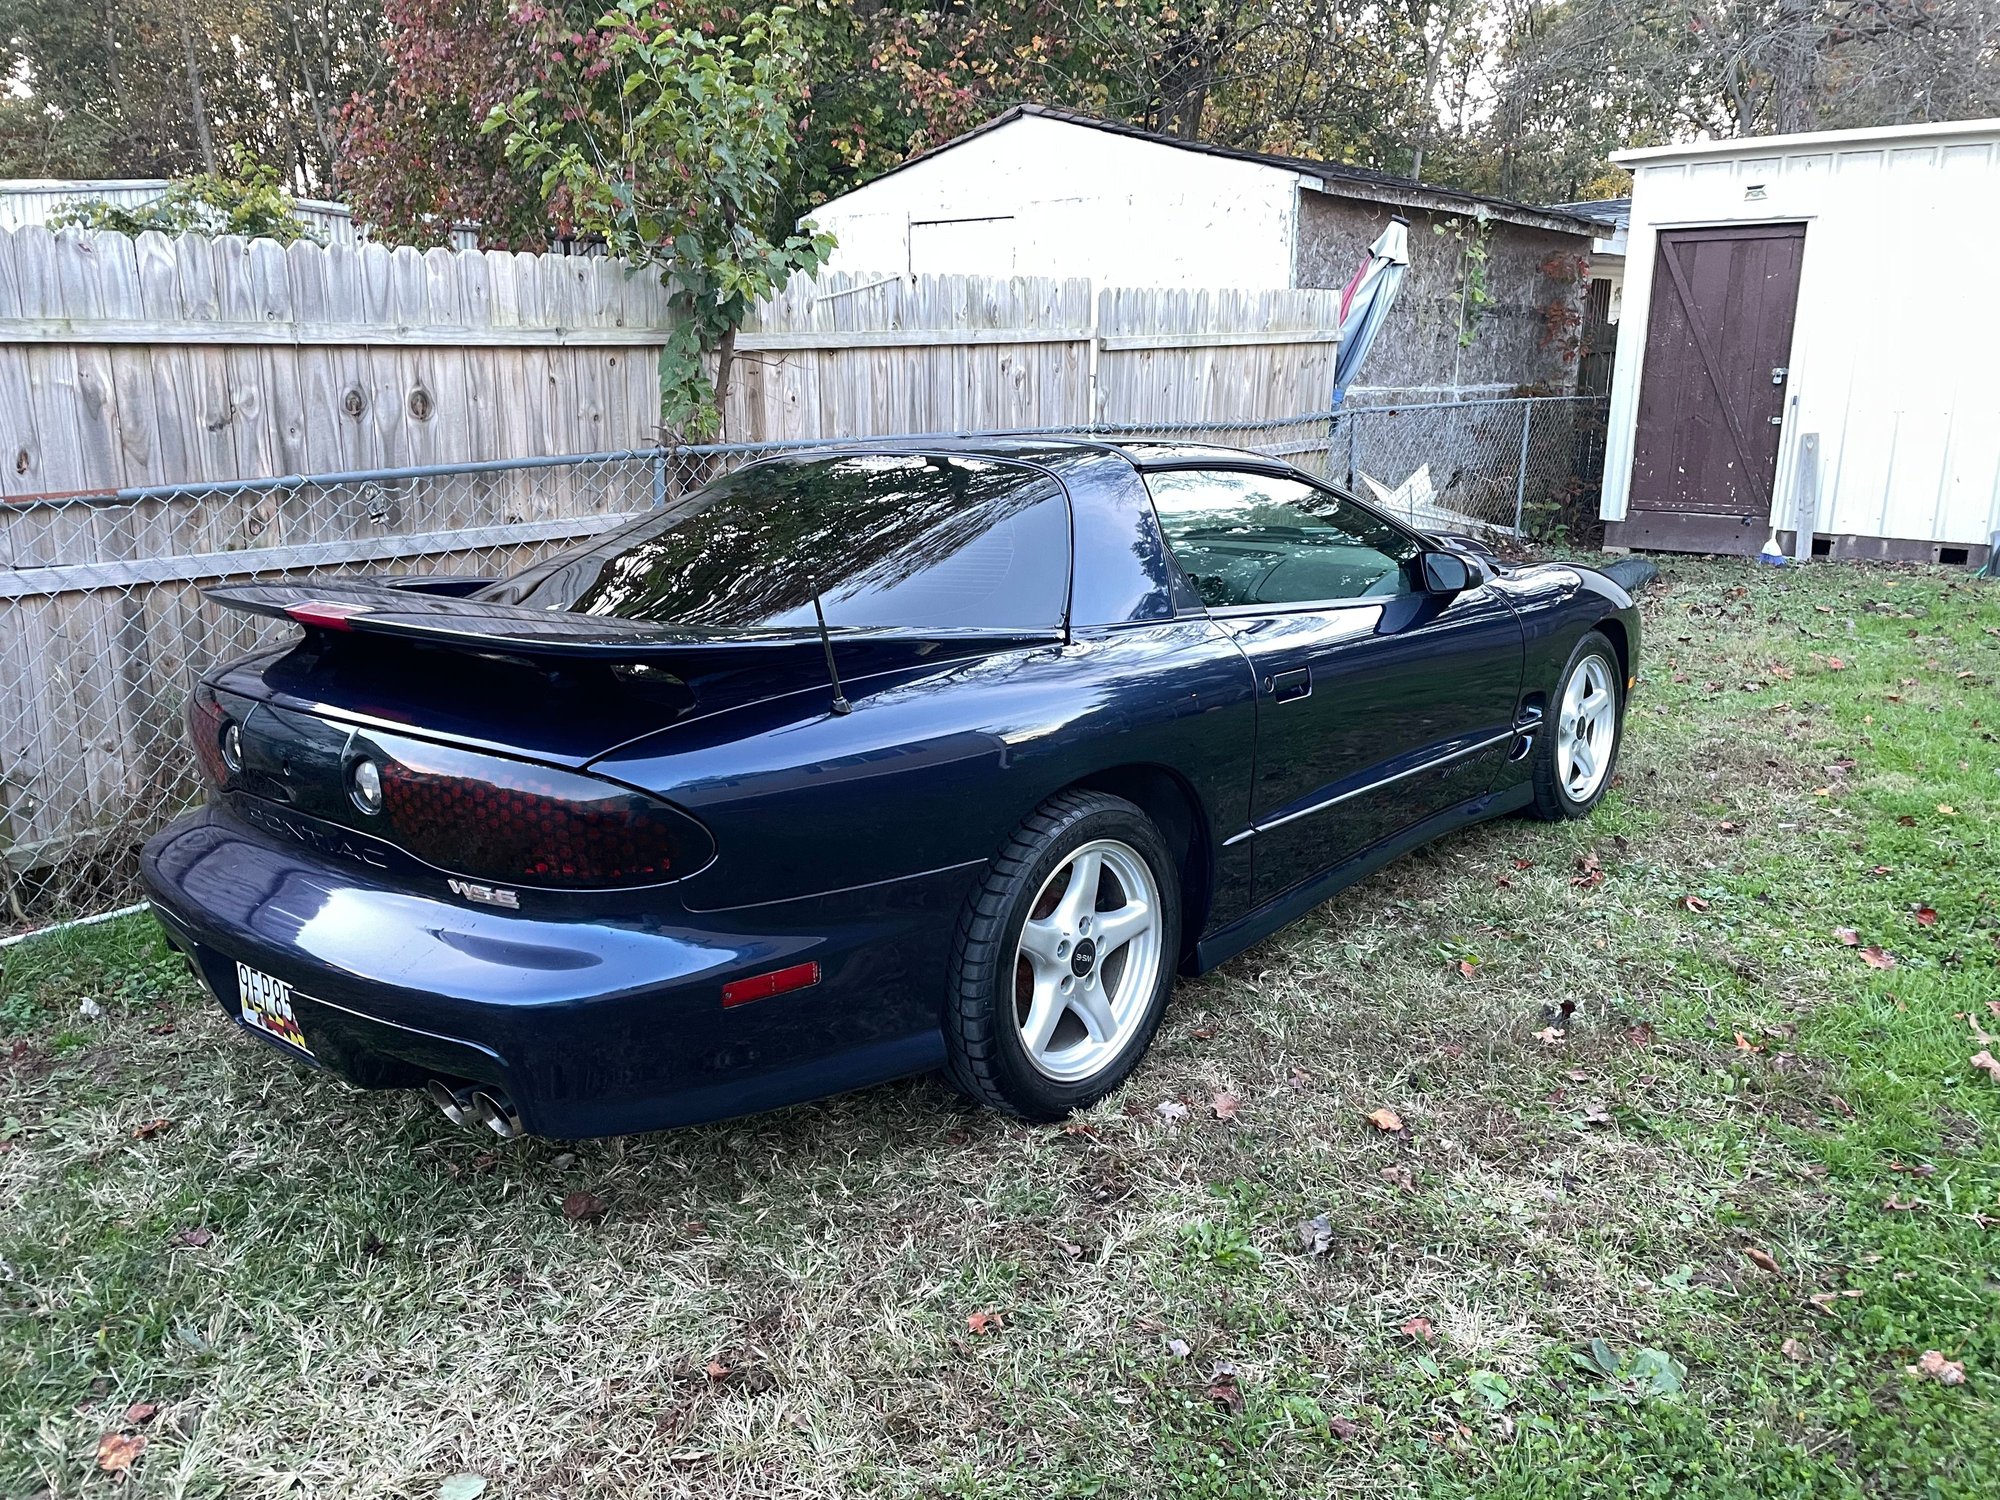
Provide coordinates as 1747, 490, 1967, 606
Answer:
489, 0, 835, 439
336, 0, 550, 249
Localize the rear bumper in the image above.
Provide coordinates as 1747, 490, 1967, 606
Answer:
141, 804, 969, 1137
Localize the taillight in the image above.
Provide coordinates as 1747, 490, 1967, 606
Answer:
369, 734, 708, 889
188, 688, 231, 788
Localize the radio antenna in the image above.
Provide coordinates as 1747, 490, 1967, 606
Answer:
811, 595, 852, 716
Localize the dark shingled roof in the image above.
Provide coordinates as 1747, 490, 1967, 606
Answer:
855, 104, 1601, 238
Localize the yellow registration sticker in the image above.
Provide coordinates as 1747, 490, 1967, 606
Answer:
236, 961, 313, 1056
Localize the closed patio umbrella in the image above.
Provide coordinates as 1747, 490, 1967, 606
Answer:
1331, 217, 1410, 407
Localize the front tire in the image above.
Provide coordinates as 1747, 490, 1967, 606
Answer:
944, 791, 1180, 1121
1530, 629, 1625, 820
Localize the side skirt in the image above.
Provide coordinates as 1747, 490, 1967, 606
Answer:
1186, 783, 1534, 976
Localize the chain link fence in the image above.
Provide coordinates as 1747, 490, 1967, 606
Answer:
0, 395, 1604, 929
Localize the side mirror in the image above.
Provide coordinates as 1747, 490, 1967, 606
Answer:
1417, 550, 1471, 596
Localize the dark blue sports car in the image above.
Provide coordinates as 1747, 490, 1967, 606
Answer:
142, 439, 1637, 1138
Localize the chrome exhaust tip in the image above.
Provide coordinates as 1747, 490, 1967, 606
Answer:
470, 1088, 523, 1140
426, 1078, 476, 1127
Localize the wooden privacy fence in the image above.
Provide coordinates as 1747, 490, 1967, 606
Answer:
727, 271, 1345, 439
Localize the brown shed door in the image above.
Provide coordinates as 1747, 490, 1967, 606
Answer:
1628, 223, 1805, 552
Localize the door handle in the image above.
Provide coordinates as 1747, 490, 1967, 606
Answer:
1268, 667, 1311, 704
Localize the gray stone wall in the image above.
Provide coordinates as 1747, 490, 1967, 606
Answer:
1294, 191, 1592, 401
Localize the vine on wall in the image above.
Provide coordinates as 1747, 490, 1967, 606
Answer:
1435, 212, 1495, 349
1538, 251, 1592, 365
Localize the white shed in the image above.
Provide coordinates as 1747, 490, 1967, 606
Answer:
1599, 119, 2000, 564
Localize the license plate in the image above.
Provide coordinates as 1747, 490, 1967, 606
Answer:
236, 961, 314, 1057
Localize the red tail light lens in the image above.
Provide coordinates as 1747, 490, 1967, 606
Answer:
188, 689, 231, 788
369, 733, 710, 889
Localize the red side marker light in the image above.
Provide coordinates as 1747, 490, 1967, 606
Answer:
721, 961, 821, 1009
286, 600, 374, 631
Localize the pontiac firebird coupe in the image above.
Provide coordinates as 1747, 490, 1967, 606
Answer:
142, 439, 1637, 1139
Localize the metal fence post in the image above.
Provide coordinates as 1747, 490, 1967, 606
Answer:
652, 448, 667, 509
1513, 401, 1533, 535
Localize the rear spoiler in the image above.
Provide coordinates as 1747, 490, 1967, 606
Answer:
203, 579, 1059, 665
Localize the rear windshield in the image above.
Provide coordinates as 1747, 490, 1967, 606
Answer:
483, 454, 1071, 631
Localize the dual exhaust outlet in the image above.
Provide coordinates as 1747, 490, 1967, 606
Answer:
426, 1078, 522, 1139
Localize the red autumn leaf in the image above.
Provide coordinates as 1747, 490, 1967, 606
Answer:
1859, 946, 1897, 970
131, 1118, 175, 1140
1914, 906, 1938, 926
1399, 1315, 1435, 1341
1868, 864, 1893, 876
96, 1432, 146, 1474
122, 1402, 158, 1425
560, 1190, 607, 1221
1206, 1371, 1245, 1413
1827, 656, 1847, 670
1456, 958, 1479, 979
1745, 1247, 1779, 1272
1209, 1092, 1240, 1121
966, 1309, 1002, 1335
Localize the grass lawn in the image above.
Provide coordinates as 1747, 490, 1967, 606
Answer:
2, 557, 1996, 1499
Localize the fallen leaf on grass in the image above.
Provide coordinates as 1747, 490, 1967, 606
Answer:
1209, 1092, 1240, 1121
1456, 958, 1479, 979
1969, 1050, 2000, 1082
1533, 1025, 1566, 1044
1206, 1367, 1244, 1413
1887, 1160, 1937, 1178
706, 1358, 733, 1381
437, 1475, 487, 1500
1781, 1338, 1805, 1362
1832, 926, 1861, 946
1623, 1023, 1654, 1047
169, 1226, 212, 1248
1580, 1102, 1613, 1127
1155, 1099, 1190, 1122
1868, 864, 1893, 877
1365, 1107, 1404, 1133
1328, 1415, 1363, 1440
1682, 895, 1711, 913
122, 1402, 157, 1425
966, 1310, 1002, 1335
1571, 851, 1606, 889
1806, 1290, 1864, 1314
1826, 656, 1847, 671
1400, 1316, 1435, 1342
560, 1191, 606, 1222
131, 1118, 175, 1140
96, 1433, 146, 1475
1937, 805, 1957, 817
1859, 946, 1897, 970
1882, 1195, 1924, 1212
1914, 906, 1938, 926
1379, 1165, 1415, 1192
1167, 1338, 1191, 1358
1298, 1214, 1333, 1256
1906, 1351, 1966, 1386
1734, 1032, 1763, 1053
1745, 1247, 1779, 1273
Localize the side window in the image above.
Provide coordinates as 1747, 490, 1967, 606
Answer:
1144, 469, 1420, 609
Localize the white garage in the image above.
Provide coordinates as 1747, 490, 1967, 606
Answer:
1599, 118, 2000, 564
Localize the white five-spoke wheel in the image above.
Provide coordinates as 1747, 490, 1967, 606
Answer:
1556, 653, 1617, 803
1013, 839, 1164, 1083
1531, 630, 1625, 821
944, 790, 1182, 1120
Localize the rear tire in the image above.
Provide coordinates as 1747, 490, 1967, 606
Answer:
1530, 629, 1625, 821
944, 791, 1180, 1121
